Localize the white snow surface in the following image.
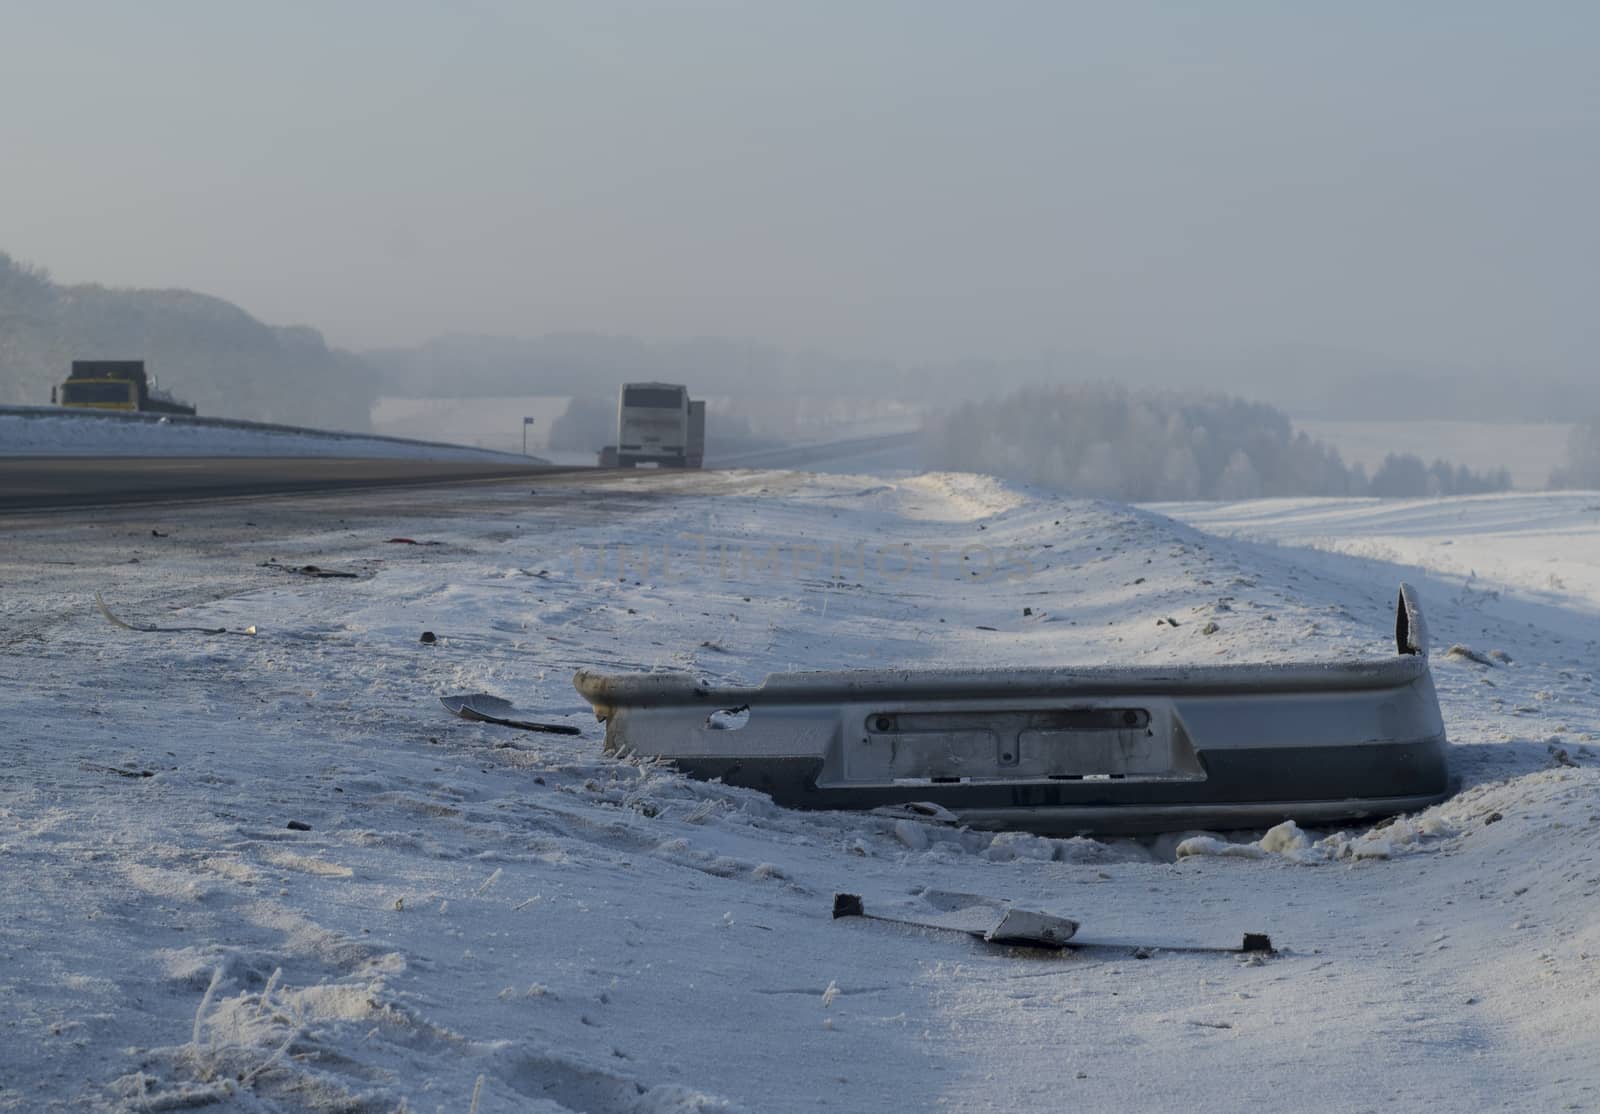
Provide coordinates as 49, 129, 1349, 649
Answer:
0, 408, 527, 461
4, 474, 1599, 1111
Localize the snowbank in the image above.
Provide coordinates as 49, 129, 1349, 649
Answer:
1176, 815, 1455, 863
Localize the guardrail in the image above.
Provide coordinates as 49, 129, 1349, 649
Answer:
0, 404, 534, 460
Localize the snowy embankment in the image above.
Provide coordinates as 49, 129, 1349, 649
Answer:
1150, 492, 1600, 626
0, 406, 535, 461
2, 475, 1598, 1111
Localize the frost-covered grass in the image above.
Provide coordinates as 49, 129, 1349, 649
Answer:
2, 473, 1598, 1111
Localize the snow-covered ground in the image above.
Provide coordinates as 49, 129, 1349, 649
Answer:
0, 408, 531, 462
3, 474, 1598, 1111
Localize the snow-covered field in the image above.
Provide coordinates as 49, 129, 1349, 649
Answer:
1152, 493, 1600, 631
3, 474, 1599, 1111
0, 408, 530, 462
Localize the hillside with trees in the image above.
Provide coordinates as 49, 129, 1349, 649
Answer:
0, 252, 377, 431
924, 384, 1513, 501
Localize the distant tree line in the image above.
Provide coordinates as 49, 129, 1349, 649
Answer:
0, 251, 378, 431
924, 384, 1513, 501
1550, 420, 1600, 489
1368, 454, 1511, 497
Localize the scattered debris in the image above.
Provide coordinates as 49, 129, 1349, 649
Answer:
81, 763, 154, 779
832, 893, 1272, 956
1201, 620, 1220, 635
706, 705, 750, 730
1085, 932, 1273, 957
440, 693, 583, 736
831, 893, 1078, 950
95, 592, 251, 636
258, 559, 361, 579
289, 564, 358, 579
868, 801, 961, 824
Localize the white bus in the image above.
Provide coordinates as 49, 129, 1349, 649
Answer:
612, 382, 704, 468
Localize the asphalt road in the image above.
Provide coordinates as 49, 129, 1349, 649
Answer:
0, 456, 572, 512
711, 430, 920, 472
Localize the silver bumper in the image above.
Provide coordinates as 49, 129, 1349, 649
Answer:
573, 586, 1450, 834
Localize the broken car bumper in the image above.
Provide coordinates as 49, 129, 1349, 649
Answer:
573, 586, 1450, 834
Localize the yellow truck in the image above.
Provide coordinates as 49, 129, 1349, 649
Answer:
55, 360, 196, 416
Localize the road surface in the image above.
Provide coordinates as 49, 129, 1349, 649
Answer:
1, 429, 929, 512
0, 456, 571, 512
709, 429, 920, 472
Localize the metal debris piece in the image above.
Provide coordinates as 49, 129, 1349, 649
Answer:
831, 893, 1078, 950
441, 693, 583, 737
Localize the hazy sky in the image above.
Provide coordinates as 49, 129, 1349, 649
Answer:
4, 1, 1597, 370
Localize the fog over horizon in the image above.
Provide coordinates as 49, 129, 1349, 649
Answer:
3, 1, 1597, 388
